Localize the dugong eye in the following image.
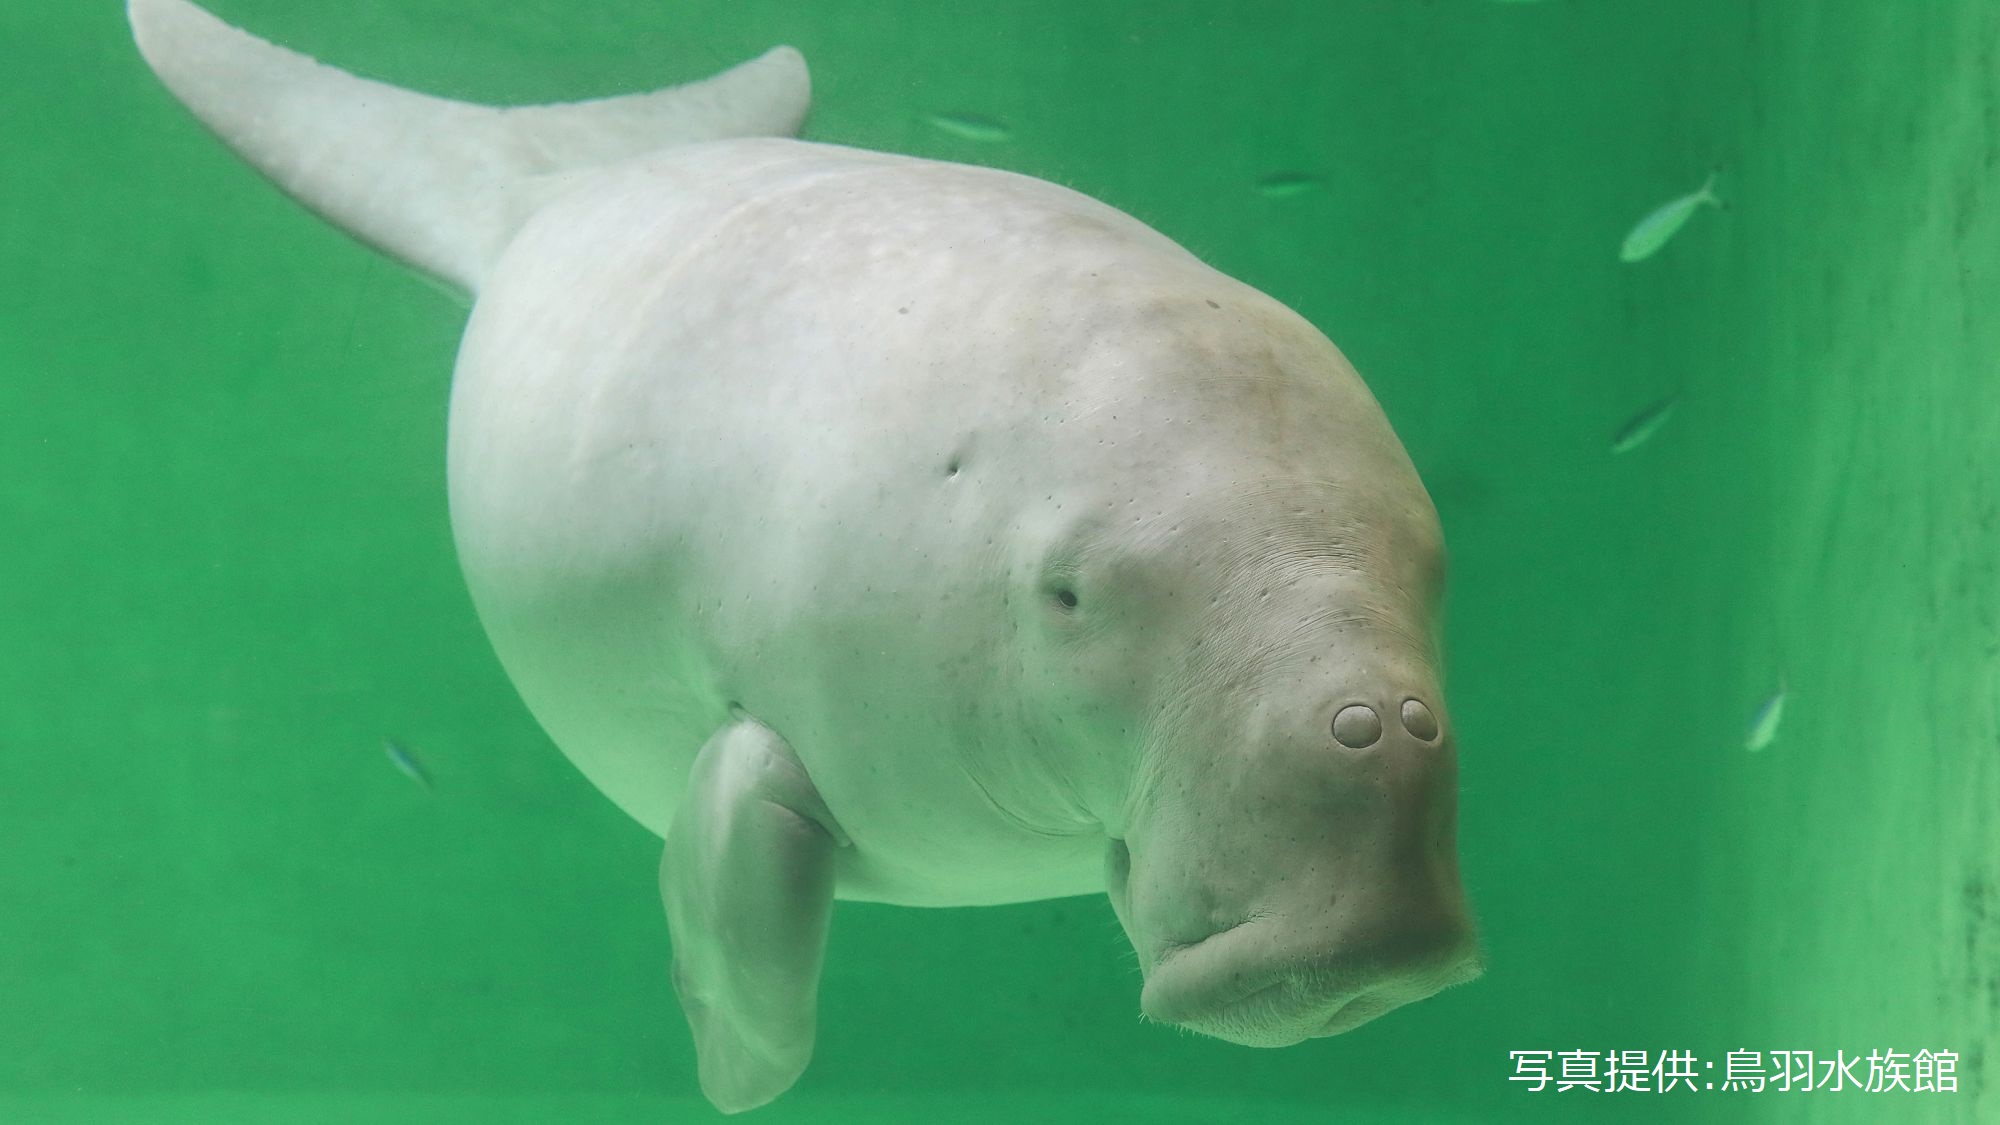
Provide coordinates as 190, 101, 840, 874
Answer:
1331, 704, 1381, 749
1053, 587, 1079, 610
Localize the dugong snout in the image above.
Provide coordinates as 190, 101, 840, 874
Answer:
1123, 687, 1482, 1049
1141, 899, 1481, 1048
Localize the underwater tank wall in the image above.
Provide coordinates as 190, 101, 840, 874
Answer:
1, 1, 1993, 1123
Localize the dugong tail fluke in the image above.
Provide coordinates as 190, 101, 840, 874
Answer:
127, 0, 810, 293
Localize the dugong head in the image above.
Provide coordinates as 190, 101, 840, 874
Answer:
1014, 282, 1482, 1048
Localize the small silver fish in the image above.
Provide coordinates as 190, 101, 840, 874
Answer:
923, 112, 1011, 143
383, 738, 433, 789
1744, 680, 1786, 752
1255, 172, 1319, 199
1620, 172, 1721, 262
1611, 395, 1679, 454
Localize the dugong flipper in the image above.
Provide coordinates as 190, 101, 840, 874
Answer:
663, 720, 848, 1112
132, 0, 1483, 1114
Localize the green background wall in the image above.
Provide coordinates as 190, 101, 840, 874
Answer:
1, 2, 1992, 1122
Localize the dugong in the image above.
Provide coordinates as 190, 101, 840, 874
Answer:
130, 0, 1483, 1111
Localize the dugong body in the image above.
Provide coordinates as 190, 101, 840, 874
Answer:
457, 142, 1342, 903
132, 0, 1482, 1112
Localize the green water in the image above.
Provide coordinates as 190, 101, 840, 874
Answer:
3, 1, 1995, 1122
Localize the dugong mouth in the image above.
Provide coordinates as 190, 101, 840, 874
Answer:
1140, 920, 1352, 1046
1140, 917, 1483, 1048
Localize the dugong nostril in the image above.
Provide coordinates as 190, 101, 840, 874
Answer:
1400, 699, 1439, 741
1331, 704, 1381, 749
